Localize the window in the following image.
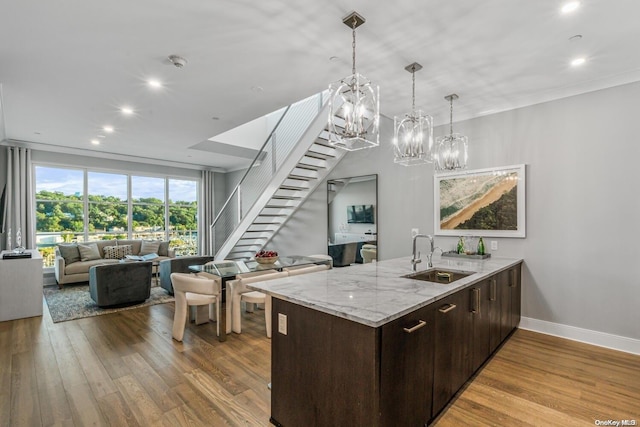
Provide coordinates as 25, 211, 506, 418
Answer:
88, 172, 128, 241
35, 166, 199, 267
132, 176, 165, 241
169, 179, 198, 256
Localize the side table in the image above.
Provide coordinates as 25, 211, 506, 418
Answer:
0, 249, 43, 321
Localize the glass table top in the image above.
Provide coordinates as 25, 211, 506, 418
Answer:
188, 255, 330, 279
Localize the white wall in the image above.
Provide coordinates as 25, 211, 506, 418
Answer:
271, 80, 640, 343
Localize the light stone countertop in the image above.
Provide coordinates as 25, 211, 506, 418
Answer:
247, 255, 523, 328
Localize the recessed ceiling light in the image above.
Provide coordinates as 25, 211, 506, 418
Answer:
561, 1, 580, 14
148, 79, 162, 88
329, 56, 340, 62
97, 134, 106, 138
568, 34, 583, 42
103, 125, 114, 133
91, 139, 100, 145
571, 57, 586, 67
121, 106, 134, 115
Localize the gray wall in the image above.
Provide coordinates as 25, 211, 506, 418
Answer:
271, 80, 640, 341
0, 147, 6, 250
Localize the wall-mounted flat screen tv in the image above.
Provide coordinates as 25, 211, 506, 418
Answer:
347, 205, 374, 224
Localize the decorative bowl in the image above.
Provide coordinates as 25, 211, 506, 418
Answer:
255, 256, 279, 264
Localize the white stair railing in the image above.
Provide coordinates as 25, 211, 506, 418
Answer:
209, 92, 326, 257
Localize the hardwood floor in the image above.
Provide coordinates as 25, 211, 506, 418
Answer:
1, 298, 638, 426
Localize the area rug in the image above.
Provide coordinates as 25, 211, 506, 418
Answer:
43, 284, 174, 323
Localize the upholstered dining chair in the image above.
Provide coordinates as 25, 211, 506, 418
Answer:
360, 244, 377, 264
309, 254, 333, 268
170, 272, 220, 342
284, 263, 330, 276
194, 260, 234, 334
228, 270, 288, 338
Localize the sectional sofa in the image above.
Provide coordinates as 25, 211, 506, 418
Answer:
54, 239, 175, 287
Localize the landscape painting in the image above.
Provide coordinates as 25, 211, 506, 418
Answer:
434, 164, 526, 238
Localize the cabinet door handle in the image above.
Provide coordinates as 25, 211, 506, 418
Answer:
472, 288, 480, 313
439, 303, 457, 313
403, 320, 427, 333
490, 279, 497, 301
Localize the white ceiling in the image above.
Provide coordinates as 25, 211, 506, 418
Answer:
1, 0, 639, 171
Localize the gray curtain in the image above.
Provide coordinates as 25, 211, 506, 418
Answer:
3, 146, 35, 249
199, 170, 215, 256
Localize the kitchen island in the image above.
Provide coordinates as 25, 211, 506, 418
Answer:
248, 255, 523, 426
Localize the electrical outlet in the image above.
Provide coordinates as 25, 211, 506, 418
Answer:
491, 240, 498, 251
278, 313, 287, 335
411, 228, 419, 238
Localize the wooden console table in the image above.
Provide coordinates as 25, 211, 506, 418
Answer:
0, 249, 43, 322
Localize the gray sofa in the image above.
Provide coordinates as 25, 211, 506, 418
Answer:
89, 261, 152, 307
55, 239, 175, 287
159, 255, 215, 295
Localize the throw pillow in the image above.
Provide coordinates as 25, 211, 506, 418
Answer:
139, 240, 160, 256
103, 245, 132, 260
158, 241, 170, 257
58, 244, 81, 265
78, 243, 101, 261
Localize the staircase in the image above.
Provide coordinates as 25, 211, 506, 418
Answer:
210, 92, 347, 261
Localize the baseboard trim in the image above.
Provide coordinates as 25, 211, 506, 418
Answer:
519, 317, 640, 355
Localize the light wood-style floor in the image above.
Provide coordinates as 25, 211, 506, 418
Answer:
1, 297, 639, 426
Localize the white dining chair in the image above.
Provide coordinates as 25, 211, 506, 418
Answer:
309, 254, 333, 268
170, 272, 220, 342
195, 260, 234, 334
284, 263, 330, 276
228, 270, 288, 338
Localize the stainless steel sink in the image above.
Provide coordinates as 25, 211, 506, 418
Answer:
402, 268, 475, 284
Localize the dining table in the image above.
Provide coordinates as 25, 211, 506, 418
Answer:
188, 255, 331, 342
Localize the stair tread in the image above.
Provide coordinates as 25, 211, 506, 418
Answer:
305, 151, 336, 160
272, 195, 303, 200
287, 174, 313, 181
279, 185, 307, 191
296, 164, 326, 171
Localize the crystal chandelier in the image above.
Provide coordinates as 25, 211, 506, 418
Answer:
434, 94, 468, 171
327, 11, 380, 151
393, 62, 433, 166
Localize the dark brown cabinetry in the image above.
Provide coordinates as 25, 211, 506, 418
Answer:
380, 304, 435, 426
270, 262, 522, 427
432, 291, 468, 416
470, 279, 492, 373
499, 264, 522, 342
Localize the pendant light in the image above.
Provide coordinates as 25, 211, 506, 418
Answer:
434, 94, 468, 171
393, 62, 434, 166
327, 11, 380, 151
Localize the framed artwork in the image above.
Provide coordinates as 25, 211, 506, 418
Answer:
434, 164, 526, 238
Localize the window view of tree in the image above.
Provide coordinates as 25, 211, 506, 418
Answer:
35, 166, 199, 267
88, 172, 128, 240
169, 179, 198, 256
